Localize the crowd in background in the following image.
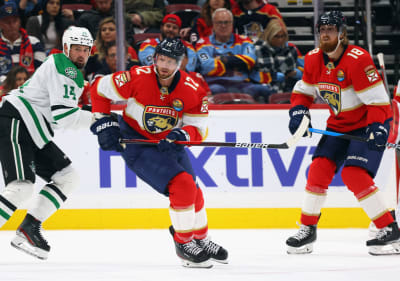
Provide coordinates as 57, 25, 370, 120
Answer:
0, 0, 306, 104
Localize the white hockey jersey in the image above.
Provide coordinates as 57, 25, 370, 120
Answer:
3, 53, 91, 148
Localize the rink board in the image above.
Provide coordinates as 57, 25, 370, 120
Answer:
0, 106, 397, 229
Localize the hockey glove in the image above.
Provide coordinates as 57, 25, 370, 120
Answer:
366, 122, 388, 152
90, 114, 124, 152
289, 105, 312, 137
158, 129, 188, 152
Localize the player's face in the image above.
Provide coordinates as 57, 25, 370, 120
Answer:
161, 22, 180, 39
319, 25, 339, 53
68, 45, 91, 69
155, 54, 178, 79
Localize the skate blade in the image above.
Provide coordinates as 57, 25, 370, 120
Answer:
180, 259, 213, 268
287, 243, 314, 254
212, 258, 228, 264
368, 241, 400, 256
11, 234, 49, 260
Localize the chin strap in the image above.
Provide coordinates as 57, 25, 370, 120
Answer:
326, 30, 343, 57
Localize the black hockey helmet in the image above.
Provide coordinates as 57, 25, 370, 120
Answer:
316, 10, 346, 32
154, 37, 185, 63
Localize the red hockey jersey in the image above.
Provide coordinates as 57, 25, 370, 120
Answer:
91, 65, 209, 141
291, 45, 391, 132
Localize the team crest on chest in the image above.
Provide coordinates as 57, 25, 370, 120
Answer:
144, 106, 178, 133
318, 82, 341, 116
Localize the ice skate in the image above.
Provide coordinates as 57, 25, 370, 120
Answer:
286, 224, 316, 254
368, 210, 398, 237
11, 214, 50, 260
168, 226, 212, 268
367, 222, 400, 255
196, 236, 228, 264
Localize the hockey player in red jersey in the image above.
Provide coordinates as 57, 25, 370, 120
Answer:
90, 38, 228, 268
286, 11, 400, 255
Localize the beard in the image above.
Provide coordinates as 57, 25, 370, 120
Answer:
319, 37, 339, 53
72, 60, 85, 70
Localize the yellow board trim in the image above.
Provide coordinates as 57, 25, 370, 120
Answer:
1, 208, 370, 230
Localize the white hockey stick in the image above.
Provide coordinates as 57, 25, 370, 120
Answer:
121, 116, 310, 149
377, 52, 390, 97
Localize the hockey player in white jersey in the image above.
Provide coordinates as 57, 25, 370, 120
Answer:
0, 26, 93, 260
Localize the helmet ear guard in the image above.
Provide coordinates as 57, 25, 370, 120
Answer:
62, 26, 94, 57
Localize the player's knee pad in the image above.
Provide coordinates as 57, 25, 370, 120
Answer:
341, 166, 374, 196
306, 157, 336, 192
2, 180, 34, 206
50, 165, 79, 198
168, 172, 197, 209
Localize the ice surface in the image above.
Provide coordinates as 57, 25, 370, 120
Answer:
0, 229, 399, 281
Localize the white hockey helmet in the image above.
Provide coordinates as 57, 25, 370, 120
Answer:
62, 26, 93, 56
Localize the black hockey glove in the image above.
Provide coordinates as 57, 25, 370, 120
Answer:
366, 122, 388, 152
158, 128, 188, 152
90, 114, 124, 152
289, 105, 312, 137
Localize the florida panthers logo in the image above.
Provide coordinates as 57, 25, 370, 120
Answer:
318, 82, 341, 116
144, 106, 178, 133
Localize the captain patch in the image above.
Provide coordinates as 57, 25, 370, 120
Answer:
114, 72, 131, 87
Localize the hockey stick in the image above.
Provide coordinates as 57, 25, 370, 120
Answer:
120, 116, 310, 149
377, 52, 390, 97
309, 127, 400, 150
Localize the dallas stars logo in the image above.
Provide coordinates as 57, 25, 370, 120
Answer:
65, 67, 77, 79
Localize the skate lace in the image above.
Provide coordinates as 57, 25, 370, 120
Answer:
376, 227, 390, 240
201, 238, 220, 255
183, 240, 203, 256
33, 224, 49, 245
293, 225, 312, 241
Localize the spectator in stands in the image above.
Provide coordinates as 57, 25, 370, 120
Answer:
16, 0, 43, 18
26, 0, 74, 54
77, 0, 113, 37
250, 19, 303, 100
92, 41, 139, 81
85, 17, 139, 80
61, 0, 93, 22
196, 8, 257, 95
232, 0, 282, 41
180, 46, 211, 96
179, 0, 230, 44
124, 0, 164, 38
0, 2, 46, 82
0, 65, 29, 100
138, 14, 197, 72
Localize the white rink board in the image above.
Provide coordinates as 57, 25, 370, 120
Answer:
1, 109, 396, 209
